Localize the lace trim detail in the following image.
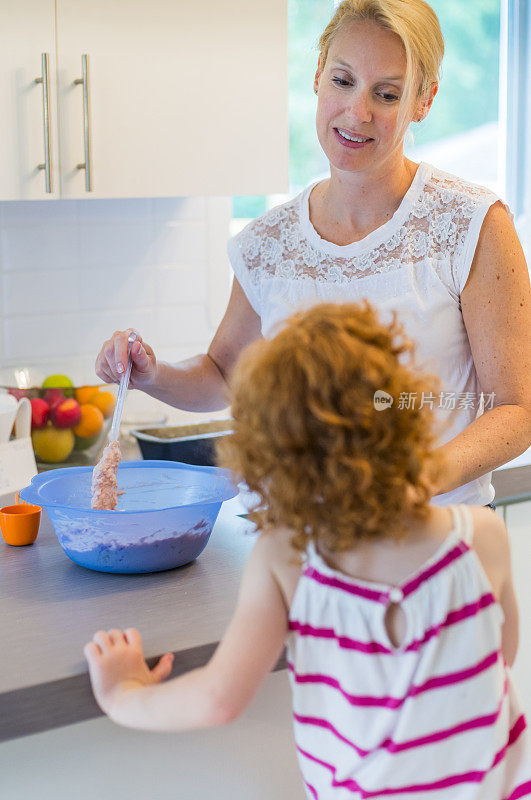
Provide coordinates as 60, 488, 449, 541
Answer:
232, 167, 499, 294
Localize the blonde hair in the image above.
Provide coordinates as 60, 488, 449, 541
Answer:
318, 0, 444, 146
217, 301, 449, 554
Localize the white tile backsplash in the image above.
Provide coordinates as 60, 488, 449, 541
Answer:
153, 219, 209, 265
76, 308, 157, 354
78, 265, 156, 312
151, 197, 207, 222
0, 199, 78, 226
154, 264, 208, 307
2, 269, 80, 316
76, 198, 152, 223
0, 195, 233, 425
2, 224, 80, 271
77, 222, 157, 269
154, 304, 212, 347
4, 311, 89, 361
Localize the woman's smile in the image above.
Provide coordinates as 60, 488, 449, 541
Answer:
334, 128, 375, 148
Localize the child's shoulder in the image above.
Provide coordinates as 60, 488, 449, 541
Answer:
254, 526, 305, 607
468, 505, 508, 548
467, 505, 510, 595
255, 524, 303, 565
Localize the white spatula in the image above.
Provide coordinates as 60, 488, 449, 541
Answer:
109, 330, 137, 442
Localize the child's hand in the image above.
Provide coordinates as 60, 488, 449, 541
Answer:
84, 628, 174, 717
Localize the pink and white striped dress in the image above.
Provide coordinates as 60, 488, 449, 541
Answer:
287, 504, 531, 799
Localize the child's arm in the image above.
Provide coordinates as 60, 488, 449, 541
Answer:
84, 531, 291, 731
471, 507, 519, 667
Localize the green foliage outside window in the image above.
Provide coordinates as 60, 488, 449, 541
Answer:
233, 0, 500, 218
415, 0, 500, 145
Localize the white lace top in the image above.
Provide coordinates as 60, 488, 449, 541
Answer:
227, 162, 510, 507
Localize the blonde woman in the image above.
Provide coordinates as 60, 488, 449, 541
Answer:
86, 302, 530, 798
95, 0, 531, 509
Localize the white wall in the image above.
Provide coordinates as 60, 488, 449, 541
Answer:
0, 196, 233, 426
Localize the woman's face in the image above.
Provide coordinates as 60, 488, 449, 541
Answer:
314, 20, 415, 173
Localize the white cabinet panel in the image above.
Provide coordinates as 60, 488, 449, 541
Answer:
0, 1, 60, 199
56, 0, 288, 198
0, 672, 306, 800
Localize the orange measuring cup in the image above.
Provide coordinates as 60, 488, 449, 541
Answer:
0, 503, 41, 546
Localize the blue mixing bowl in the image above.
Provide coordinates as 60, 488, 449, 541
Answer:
19, 460, 238, 574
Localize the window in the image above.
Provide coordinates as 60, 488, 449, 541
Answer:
231, 0, 530, 261
500, 0, 530, 256
404, 0, 502, 195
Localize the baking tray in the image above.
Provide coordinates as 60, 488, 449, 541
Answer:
131, 420, 233, 466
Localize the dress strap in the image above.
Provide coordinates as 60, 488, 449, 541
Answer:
448, 504, 463, 538
305, 540, 318, 567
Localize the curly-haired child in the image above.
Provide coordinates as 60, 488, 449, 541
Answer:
85, 302, 530, 799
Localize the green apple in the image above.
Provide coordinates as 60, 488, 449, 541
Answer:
42, 374, 74, 397
74, 433, 100, 451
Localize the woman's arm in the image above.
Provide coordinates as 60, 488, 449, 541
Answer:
95, 277, 262, 413
431, 202, 531, 495
84, 532, 289, 732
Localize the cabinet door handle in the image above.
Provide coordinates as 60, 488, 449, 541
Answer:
74, 54, 92, 192
34, 53, 53, 194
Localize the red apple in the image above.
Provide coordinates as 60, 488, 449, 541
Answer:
50, 398, 81, 429
43, 388, 66, 409
30, 398, 50, 429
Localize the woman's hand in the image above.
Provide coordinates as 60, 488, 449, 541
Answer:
84, 628, 174, 718
95, 328, 157, 388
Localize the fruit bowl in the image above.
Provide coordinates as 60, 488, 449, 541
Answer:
0, 368, 117, 468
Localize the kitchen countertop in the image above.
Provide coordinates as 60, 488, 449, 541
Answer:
0, 488, 270, 743
2, 440, 528, 744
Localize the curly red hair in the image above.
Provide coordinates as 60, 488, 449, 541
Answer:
216, 301, 449, 553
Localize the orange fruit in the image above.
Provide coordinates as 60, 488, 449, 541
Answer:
73, 404, 104, 438
75, 385, 101, 405
88, 390, 116, 419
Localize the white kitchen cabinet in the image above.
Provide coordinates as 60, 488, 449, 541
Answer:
0, 1, 60, 199
1, 0, 288, 199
